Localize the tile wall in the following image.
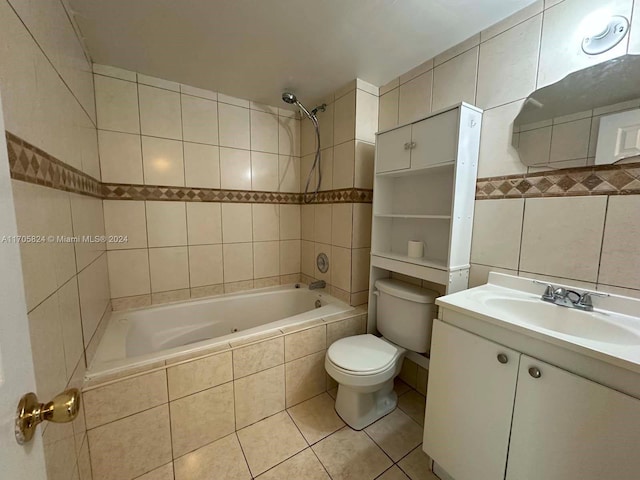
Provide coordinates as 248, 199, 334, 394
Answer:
82, 311, 367, 480
378, 0, 640, 299
92, 65, 304, 308
0, 1, 108, 479
300, 79, 379, 306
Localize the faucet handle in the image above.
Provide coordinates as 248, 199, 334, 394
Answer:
533, 280, 555, 300
577, 291, 609, 310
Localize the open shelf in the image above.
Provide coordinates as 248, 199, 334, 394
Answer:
371, 251, 448, 271
374, 214, 451, 220
376, 161, 455, 178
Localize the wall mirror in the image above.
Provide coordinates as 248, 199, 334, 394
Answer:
514, 54, 640, 168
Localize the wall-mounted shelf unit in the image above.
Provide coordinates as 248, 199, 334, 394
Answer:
367, 103, 483, 363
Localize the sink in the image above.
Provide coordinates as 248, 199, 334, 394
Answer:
479, 296, 640, 345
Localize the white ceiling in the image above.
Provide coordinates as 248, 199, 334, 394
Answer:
70, 0, 536, 106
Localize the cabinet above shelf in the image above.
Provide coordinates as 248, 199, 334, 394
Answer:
371, 251, 448, 271
374, 214, 451, 220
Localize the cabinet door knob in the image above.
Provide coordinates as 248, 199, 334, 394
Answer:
410, 141, 417, 149
528, 367, 542, 379
497, 353, 508, 364
403, 142, 411, 150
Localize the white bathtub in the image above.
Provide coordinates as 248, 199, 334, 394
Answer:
88, 284, 353, 380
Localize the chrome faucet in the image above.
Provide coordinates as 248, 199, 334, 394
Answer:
535, 281, 608, 311
309, 280, 326, 290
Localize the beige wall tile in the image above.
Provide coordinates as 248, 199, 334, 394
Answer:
188, 244, 223, 287
234, 365, 285, 429
314, 204, 332, 245
84, 370, 168, 429
167, 351, 233, 400
234, 336, 284, 379
58, 279, 84, 378
518, 126, 552, 166
301, 204, 315, 241
334, 89, 356, 144
400, 59, 433, 85
318, 102, 334, 149
435, 34, 480, 66
599, 195, 640, 289
152, 289, 190, 305
471, 199, 524, 269
237, 411, 307, 477
142, 136, 185, 187
94, 64, 136, 80
181, 94, 218, 145
149, 246, 190, 292
222, 203, 253, 243
351, 248, 370, 292
223, 243, 254, 282
285, 324, 326, 362
220, 147, 252, 190
70, 194, 106, 271
301, 241, 315, 277
77, 254, 110, 346
251, 110, 279, 153
331, 204, 353, 248
469, 263, 517, 288
251, 151, 279, 191
478, 100, 528, 178
356, 90, 379, 143
98, 130, 143, 183
520, 196, 607, 282
537, 0, 632, 89
379, 89, 399, 131
353, 203, 372, 248
170, 382, 235, 457
146, 201, 187, 247
88, 405, 172, 480
174, 433, 251, 480
331, 246, 351, 292
94, 75, 140, 133
278, 155, 301, 193
252, 204, 279, 241
432, 47, 478, 112
476, 15, 542, 110
279, 115, 301, 157
355, 140, 375, 189
186, 202, 222, 245
254, 241, 280, 278
326, 315, 366, 347
398, 72, 433, 124
139, 84, 182, 140
43, 421, 77, 480
481, 1, 543, 42
103, 200, 147, 250
219, 103, 250, 149
280, 204, 301, 240
285, 350, 326, 407
107, 249, 150, 297
184, 142, 220, 188
138, 74, 179, 91
549, 118, 591, 163
219, 93, 250, 107
279, 239, 301, 275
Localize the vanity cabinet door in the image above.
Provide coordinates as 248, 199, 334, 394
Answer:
506, 356, 640, 480
424, 320, 520, 480
376, 125, 412, 173
410, 109, 458, 170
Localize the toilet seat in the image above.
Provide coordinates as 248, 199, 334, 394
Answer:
327, 334, 403, 376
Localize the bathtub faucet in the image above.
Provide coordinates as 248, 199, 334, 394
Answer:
309, 280, 326, 290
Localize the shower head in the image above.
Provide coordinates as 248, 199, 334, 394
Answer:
282, 92, 297, 104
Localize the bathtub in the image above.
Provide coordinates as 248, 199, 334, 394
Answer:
87, 284, 353, 381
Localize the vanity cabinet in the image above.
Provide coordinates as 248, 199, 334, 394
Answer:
424, 320, 640, 480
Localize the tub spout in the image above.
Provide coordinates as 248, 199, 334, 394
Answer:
309, 280, 326, 290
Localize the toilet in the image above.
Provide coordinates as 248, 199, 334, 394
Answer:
325, 278, 438, 430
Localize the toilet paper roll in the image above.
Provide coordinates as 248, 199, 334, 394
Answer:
407, 240, 424, 258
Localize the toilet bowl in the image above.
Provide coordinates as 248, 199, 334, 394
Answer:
325, 279, 438, 430
325, 334, 406, 430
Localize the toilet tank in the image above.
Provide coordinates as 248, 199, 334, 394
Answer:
375, 279, 439, 353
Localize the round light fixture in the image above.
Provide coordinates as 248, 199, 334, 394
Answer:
582, 15, 629, 55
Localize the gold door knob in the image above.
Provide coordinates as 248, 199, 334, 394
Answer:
15, 388, 81, 445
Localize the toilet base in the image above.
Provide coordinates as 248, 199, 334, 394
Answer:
334, 378, 397, 430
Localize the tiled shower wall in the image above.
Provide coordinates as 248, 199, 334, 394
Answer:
0, 1, 107, 479
92, 65, 304, 308
300, 80, 379, 305
378, 0, 640, 299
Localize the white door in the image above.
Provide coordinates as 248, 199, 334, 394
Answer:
376, 125, 412, 173
0, 94, 47, 478
424, 320, 520, 480
507, 356, 640, 480
410, 109, 458, 170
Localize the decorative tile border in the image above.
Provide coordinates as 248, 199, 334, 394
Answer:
476, 161, 640, 200
6, 131, 102, 198
6, 131, 373, 204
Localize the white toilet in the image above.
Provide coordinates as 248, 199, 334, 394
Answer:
325, 278, 438, 430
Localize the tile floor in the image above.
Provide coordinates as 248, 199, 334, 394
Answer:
169, 379, 438, 480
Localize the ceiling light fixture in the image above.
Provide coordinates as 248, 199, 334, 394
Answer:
581, 14, 629, 55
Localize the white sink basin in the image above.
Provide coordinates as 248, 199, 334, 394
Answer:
479, 296, 640, 345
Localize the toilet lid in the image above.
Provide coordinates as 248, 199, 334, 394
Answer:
327, 334, 399, 373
